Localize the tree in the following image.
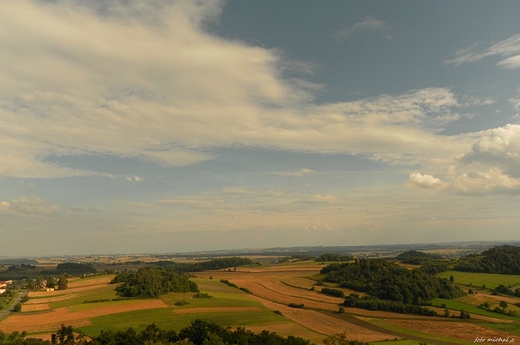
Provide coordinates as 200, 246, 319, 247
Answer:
47, 276, 56, 288
27, 279, 35, 291
36, 276, 44, 291
449, 275, 454, 283
57, 275, 68, 290
500, 300, 508, 310
444, 308, 450, 317
13, 302, 22, 312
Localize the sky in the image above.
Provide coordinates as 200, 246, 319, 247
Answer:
1, 0, 520, 256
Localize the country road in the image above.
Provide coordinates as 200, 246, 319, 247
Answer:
0, 291, 28, 320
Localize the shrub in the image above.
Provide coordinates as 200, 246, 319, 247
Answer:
193, 292, 212, 298
288, 303, 304, 308
175, 300, 190, 306
321, 287, 345, 298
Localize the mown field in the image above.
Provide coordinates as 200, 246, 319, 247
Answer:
2, 260, 520, 345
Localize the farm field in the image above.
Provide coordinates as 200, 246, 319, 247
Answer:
437, 271, 520, 289
1, 260, 520, 344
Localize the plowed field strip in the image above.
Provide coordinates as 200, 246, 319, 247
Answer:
245, 295, 390, 342
252, 280, 343, 304
26, 294, 78, 304
21, 304, 50, 312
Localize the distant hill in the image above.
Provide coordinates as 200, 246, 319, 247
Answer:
454, 245, 520, 274
57, 262, 98, 275
0, 258, 39, 265
396, 250, 441, 264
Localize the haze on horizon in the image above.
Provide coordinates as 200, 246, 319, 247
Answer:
1, 0, 520, 257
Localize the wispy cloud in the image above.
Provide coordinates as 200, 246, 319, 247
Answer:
333, 16, 392, 40
0, 0, 511, 198
0, 197, 59, 217
445, 33, 520, 68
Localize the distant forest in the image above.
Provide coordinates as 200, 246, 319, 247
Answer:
153, 257, 254, 272
454, 245, 520, 274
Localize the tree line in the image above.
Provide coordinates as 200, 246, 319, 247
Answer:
153, 257, 254, 273
0, 320, 315, 345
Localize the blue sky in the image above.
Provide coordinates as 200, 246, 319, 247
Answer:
1, 0, 520, 256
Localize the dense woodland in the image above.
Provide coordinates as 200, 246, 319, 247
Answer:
321, 259, 464, 305
342, 293, 437, 316
111, 267, 198, 298
0, 321, 315, 345
153, 257, 254, 272
454, 245, 520, 274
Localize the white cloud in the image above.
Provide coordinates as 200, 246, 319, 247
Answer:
273, 168, 316, 177
407, 172, 445, 189
334, 16, 392, 40
0, 197, 59, 217
446, 33, 520, 68
126, 176, 143, 182
451, 168, 520, 195
409, 124, 520, 195
459, 124, 520, 178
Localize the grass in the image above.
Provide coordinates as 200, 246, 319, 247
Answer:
437, 271, 520, 289
431, 298, 519, 321
480, 322, 520, 336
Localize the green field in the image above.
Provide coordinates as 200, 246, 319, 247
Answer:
437, 271, 520, 289
79, 308, 288, 336
431, 298, 519, 321
480, 322, 520, 336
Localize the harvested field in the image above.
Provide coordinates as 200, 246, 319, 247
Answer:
21, 303, 50, 312
0, 300, 168, 334
387, 319, 517, 342
172, 307, 262, 314
26, 293, 78, 304
249, 296, 392, 342
29, 291, 65, 298
67, 276, 114, 288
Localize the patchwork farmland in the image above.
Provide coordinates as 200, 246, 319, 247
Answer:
1, 255, 520, 345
